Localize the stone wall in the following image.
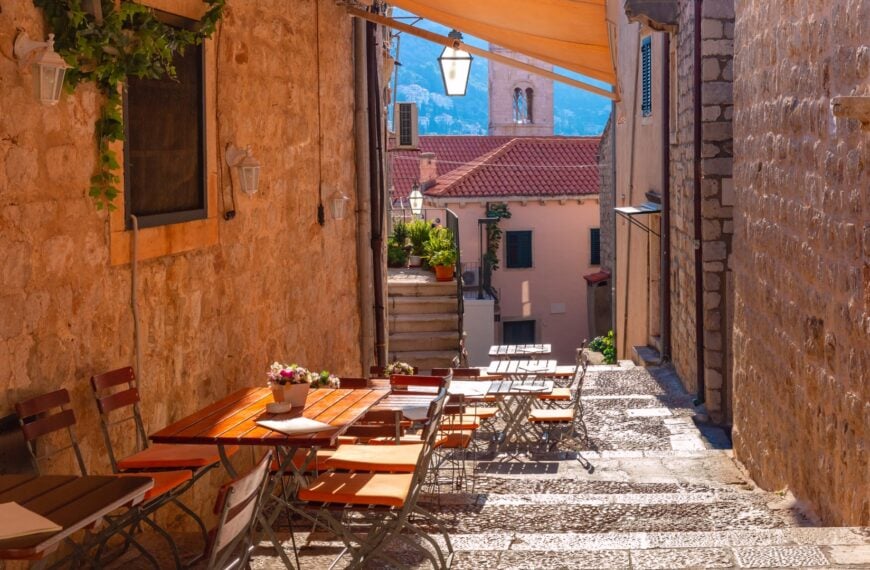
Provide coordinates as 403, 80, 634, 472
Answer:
668, 0, 734, 422
0, 0, 363, 524
598, 116, 615, 274
731, 0, 869, 525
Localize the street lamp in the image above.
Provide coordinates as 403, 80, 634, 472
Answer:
409, 184, 423, 217
438, 30, 473, 96
13, 32, 69, 105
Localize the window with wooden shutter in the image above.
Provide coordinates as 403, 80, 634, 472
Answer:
124, 16, 205, 229
505, 231, 533, 268
590, 228, 601, 265
641, 36, 652, 117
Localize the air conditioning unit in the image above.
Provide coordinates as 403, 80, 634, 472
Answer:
461, 269, 478, 287
394, 102, 419, 149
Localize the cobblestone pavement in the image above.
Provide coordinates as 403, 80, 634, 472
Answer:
107, 364, 870, 569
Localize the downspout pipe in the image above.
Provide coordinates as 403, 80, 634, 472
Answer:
693, 0, 705, 402
366, 20, 387, 368
661, 33, 672, 362
353, 18, 375, 374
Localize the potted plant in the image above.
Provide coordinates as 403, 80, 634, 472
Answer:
387, 237, 409, 267
406, 220, 431, 267
267, 363, 339, 408
424, 227, 457, 281
385, 361, 415, 376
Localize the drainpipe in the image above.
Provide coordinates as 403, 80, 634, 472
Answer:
661, 34, 672, 362
693, 0, 705, 402
353, 18, 375, 374
366, 20, 387, 368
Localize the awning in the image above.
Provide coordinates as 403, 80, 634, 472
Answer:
386, 0, 616, 86
583, 270, 612, 285
615, 202, 661, 236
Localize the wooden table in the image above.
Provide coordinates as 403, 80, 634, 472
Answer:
489, 344, 552, 359
487, 359, 558, 375
150, 387, 385, 569
0, 474, 153, 562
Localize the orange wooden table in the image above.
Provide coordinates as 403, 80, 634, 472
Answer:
150, 387, 386, 569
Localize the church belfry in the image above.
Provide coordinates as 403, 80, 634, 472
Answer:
488, 45, 554, 136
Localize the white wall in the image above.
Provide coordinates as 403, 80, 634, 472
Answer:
463, 298, 496, 366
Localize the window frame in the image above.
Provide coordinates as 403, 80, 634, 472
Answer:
505, 230, 533, 269
123, 27, 208, 230
641, 35, 653, 118
503, 319, 536, 345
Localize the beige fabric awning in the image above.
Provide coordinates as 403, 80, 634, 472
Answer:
387, 0, 616, 86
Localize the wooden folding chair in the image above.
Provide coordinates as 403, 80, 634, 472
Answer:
527, 351, 590, 452
298, 388, 454, 569
90, 366, 237, 565
205, 451, 273, 570
15, 390, 168, 568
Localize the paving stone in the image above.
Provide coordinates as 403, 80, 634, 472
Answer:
631, 547, 734, 568
733, 545, 829, 567
627, 408, 673, 417
509, 532, 649, 551
825, 544, 870, 565
497, 549, 631, 568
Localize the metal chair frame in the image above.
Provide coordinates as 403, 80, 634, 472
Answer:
529, 353, 590, 452
301, 388, 455, 569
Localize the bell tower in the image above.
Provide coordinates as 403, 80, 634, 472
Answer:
488, 45, 554, 136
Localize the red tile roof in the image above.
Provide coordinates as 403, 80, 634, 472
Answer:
388, 136, 601, 204
389, 136, 514, 204
425, 137, 601, 199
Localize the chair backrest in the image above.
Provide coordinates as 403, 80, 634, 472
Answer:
431, 367, 480, 378
569, 347, 590, 413
337, 377, 369, 389
208, 450, 273, 569
389, 373, 452, 393
344, 409, 405, 442
406, 387, 450, 497
15, 389, 87, 476
90, 366, 149, 472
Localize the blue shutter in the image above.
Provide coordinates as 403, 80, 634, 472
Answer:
506, 231, 532, 268
641, 36, 652, 117
590, 228, 601, 265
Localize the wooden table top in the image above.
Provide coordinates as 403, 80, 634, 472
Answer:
0, 474, 152, 560
489, 344, 552, 357
486, 379, 554, 395
150, 387, 386, 447
487, 359, 559, 375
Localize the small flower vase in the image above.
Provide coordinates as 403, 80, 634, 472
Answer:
272, 383, 310, 408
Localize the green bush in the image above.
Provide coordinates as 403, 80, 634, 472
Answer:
387, 237, 408, 267
392, 221, 409, 245
423, 228, 456, 267
589, 330, 616, 364
406, 220, 432, 256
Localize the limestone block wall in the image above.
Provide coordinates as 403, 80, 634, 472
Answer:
732, 0, 869, 525
669, 0, 734, 422
598, 117, 616, 273
0, 0, 363, 521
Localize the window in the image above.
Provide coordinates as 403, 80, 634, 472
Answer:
590, 228, 601, 265
641, 36, 652, 117
512, 87, 529, 124
525, 87, 534, 123
124, 16, 206, 229
505, 231, 532, 268
503, 320, 535, 344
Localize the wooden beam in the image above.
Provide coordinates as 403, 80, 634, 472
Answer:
346, 7, 617, 101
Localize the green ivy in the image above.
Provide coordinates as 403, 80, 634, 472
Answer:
484, 202, 511, 272
589, 330, 616, 364
33, 0, 225, 210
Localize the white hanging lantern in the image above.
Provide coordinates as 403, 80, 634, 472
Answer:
14, 32, 70, 106
438, 30, 472, 97
225, 144, 261, 195
409, 184, 423, 217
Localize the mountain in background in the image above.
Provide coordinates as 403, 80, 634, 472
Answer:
391, 14, 612, 136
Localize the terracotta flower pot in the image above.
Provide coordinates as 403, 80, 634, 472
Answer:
434, 264, 455, 282
271, 383, 310, 407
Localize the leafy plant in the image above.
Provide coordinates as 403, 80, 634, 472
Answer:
589, 330, 616, 364
484, 202, 511, 272
423, 227, 456, 268
392, 221, 410, 246
406, 219, 432, 256
33, 0, 225, 210
387, 237, 408, 267
428, 248, 457, 267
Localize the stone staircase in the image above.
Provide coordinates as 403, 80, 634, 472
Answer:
387, 268, 460, 370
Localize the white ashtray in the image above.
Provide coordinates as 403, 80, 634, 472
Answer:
266, 402, 293, 414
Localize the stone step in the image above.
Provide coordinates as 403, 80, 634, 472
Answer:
633, 345, 662, 367
387, 350, 458, 370
390, 295, 459, 315
389, 331, 460, 352
389, 313, 459, 333
387, 279, 458, 297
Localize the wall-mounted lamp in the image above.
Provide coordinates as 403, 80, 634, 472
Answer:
330, 190, 350, 220
14, 32, 69, 106
409, 183, 423, 217
225, 144, 260, 195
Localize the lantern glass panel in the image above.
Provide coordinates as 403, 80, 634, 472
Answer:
38, 64, 65, 105
439, 46, 472, 96
240, 165, 260, 195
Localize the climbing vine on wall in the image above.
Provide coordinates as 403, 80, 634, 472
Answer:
33, 0, 225, 210
484, 202, 511, 272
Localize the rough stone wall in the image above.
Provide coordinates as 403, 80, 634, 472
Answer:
0, 0, 362, 521
598, 116, 615, 273
669, 0, 734, 422
731, 0, 869, 526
